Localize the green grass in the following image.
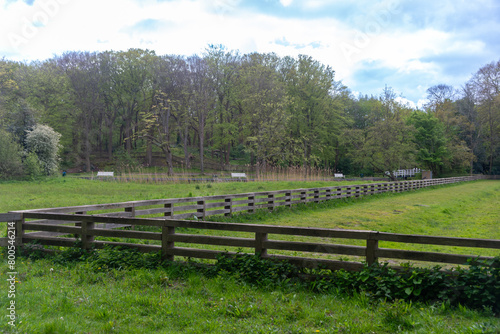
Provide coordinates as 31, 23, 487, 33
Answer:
209, 180, 500, 260
0, 177, 367, 213
0, 258, 498, 334
0, 178, 498, 333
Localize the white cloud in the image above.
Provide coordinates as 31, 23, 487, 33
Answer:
279, 0, 293, 7
0, 0, 498, 105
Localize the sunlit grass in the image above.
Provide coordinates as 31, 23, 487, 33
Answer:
0, 259, 498, 333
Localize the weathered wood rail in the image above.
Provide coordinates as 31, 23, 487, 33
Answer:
1, 212, 498, 271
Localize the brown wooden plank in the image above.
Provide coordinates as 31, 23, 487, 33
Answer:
0, 213, 22, 222
377, 233, 500, 249
231, 199, 253, 205
174, 204, 201, 212
135, 208, 168, 216
204, 202, 227, 209
264, 240, 366, 256
173, 212, 201, 219
376, 248, 495, 265
164, 220, 373, 239
90, 229, 161, 240
93, 241, 161, 253
232, 206, 252, 213
22, 223, 80, 234
22, 213, 165, 227
167, 234, 255, 248
205, 209, 230, 216
22, 236, 78, 247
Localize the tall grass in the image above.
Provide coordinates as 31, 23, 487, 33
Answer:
108, 165, 354, 184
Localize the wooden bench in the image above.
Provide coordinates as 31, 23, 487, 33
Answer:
231, 173, 247, 178
334, 173, 344, 178
97, 171, 114, 177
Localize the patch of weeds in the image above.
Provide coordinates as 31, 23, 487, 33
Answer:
381, 299, 415, 331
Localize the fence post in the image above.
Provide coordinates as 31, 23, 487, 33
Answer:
366, 232, 379, 266
346, 186, 351, 198
248, 195, 255, 213
81, 218, 95, 250
125, 206, 135, 229
162, 225, 175, 261
268, 194, 275, 211
75, 211, 86, 227
326, 188, 331, 200
164, 202, 173, 219
125, 206, 135, 217
301, 190, 307, 204
15, 214, 24, 247
286, 192, 292, 207
255, 232, 268, 257
197, 200, 206, 219
314, 189, 319, 203
224, 197, 232, 216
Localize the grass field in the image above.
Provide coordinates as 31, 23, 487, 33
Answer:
0, 177, 368, 213
0, 178, 498, 333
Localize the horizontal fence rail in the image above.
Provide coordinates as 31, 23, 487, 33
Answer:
1, 211, 499, 271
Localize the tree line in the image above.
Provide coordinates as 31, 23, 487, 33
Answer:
0, 46, 499, 179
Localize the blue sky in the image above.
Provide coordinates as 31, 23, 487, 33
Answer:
1, 0, 499, 107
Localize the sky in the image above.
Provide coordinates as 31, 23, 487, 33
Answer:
1, 0, 499, 108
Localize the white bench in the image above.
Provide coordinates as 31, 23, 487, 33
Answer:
231, 173, 247, 178
97, 171, 114, 177
334, 173, 344, 178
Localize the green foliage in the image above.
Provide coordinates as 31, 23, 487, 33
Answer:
85, 245, 162, 270
314, 259, 500, 314
0, 128, 24, 179
209, 254, 500, 314
408, 110, 449, 176
25, 124, 62, 175
23, 151, 43, 179
207, 253, 300, 289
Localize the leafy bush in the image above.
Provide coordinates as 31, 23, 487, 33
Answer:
85, 245, 162, 270
207, 253, 301, 289
208, 254, 499, 314
25, 124, 62, 175
0, 129, 24, 179
23, 151, 43, 179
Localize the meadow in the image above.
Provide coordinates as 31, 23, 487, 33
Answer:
0, 178, 498, 333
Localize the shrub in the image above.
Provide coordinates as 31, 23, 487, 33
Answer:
25, 124, 62, 175
0, 129, 24, 179
23, 151, 43, 179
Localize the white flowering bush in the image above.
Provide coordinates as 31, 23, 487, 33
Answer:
25, 124, 62, 176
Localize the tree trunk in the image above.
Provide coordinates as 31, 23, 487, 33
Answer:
183, 126, 190, 169
146, 138, 152, 167
107, 124, 113, 159
199, 121, 205, 173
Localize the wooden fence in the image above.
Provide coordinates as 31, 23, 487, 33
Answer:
9, 176, 483, 221
0, 175, 498, 270
1, 212, 499, 271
